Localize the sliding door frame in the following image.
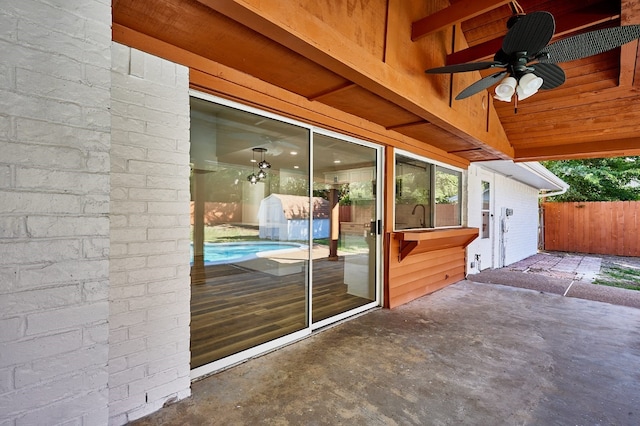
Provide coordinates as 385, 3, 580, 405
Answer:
189, 90, 383, 380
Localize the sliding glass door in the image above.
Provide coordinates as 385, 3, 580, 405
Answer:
189, 93, 381, 374
190, 97, 311, 369
311, 133, 379, 325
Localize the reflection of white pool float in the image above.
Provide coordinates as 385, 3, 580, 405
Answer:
190, 241, 307, 266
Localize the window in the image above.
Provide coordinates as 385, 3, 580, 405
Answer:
394, 152, 462, 230
435, 166, 462, 227
481, 180, 490, 239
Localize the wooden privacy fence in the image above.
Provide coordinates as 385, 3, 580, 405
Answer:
542, 201, 640, 257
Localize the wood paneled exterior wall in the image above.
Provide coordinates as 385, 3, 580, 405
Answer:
387, 244, 466, 309
543, 201, 640, 257
385, 228, 478, 308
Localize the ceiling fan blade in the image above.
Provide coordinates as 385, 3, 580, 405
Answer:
502, 11, 555, 55
539, 25, 640, 63
456, 71, 507, 100
425, 61, 504, 74
531, 63, 566, 89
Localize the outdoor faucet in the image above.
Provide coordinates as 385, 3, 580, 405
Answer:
411, 204, 426, 228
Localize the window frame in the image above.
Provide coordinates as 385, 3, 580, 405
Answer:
393, 149, 464, 231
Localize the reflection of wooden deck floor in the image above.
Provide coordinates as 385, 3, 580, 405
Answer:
191, 257, 370, 368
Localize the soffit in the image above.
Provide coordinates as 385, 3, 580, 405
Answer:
478, 160, 568, 191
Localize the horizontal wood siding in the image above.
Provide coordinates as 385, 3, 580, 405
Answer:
543, 201, 640, 256
386, 238, 465, 308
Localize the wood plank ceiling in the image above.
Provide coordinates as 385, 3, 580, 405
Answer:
112, 0, 640, 162
447, 0, 640, 160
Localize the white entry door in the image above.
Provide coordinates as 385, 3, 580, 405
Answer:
477, 172, 494, 270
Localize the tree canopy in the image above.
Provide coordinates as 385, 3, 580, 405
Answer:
541, 157, 640, 202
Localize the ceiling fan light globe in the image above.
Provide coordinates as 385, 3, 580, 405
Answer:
495, 76, 517, 98
493, 94, 513, 102
516, 85, 538, 100
519, 73, 543, 93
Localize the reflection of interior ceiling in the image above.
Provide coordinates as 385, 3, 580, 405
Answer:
190, 98, 376, 175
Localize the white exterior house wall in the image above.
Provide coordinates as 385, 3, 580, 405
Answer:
492, 173, 540, 266
0, 0, 112, 424
467, 164, 541, 273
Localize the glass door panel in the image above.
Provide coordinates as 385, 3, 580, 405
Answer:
311, 134, 378, 324
190, 97, 310, 368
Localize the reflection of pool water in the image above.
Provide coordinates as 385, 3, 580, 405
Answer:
191, 241, 306, 265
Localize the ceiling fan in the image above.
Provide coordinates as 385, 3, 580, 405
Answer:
425, 9, 640, 112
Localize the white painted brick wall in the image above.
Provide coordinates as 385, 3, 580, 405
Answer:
109, 43, 191, 425
493, 174, 540, 265
0, 1, 111, 425
467, 164, 541, 271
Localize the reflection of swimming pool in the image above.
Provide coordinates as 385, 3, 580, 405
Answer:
191, 241, 306, 265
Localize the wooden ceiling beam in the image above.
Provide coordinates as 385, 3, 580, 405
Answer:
620, 0, 640, 86
386, 120, 430, 131
308, 83, 357, 102
411, 0, 511, 42
619, 41, 640, 86
447, 5, 620, 65
515, 137, 640, 161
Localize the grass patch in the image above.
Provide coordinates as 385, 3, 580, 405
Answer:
191, 225, 259, 242
593, 264, 640, 291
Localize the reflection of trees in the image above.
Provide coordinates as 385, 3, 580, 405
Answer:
191, 165, 245, 202
279, 175, 308, 196
397, 173, 430, 204
435, 169, 460, 204
313, 183, 366, 206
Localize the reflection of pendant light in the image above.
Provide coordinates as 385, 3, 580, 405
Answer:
256, 147, 270, 171
247, 147, 269, 184
247, 173, 258, 184
247, 148, 258, 184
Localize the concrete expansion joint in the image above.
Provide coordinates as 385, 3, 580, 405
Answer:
563, 280, 575, 297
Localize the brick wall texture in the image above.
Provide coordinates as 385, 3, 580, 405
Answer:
108, 43, 191, 425
0, 0, 192, 422
0, 0, 112, 424
467, 164, 541, 271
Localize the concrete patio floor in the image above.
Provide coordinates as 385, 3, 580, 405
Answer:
132, 280, 640, 425
469, 252, 640, 309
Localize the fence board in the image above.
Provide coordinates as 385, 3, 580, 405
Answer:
543, 201, 640, 257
